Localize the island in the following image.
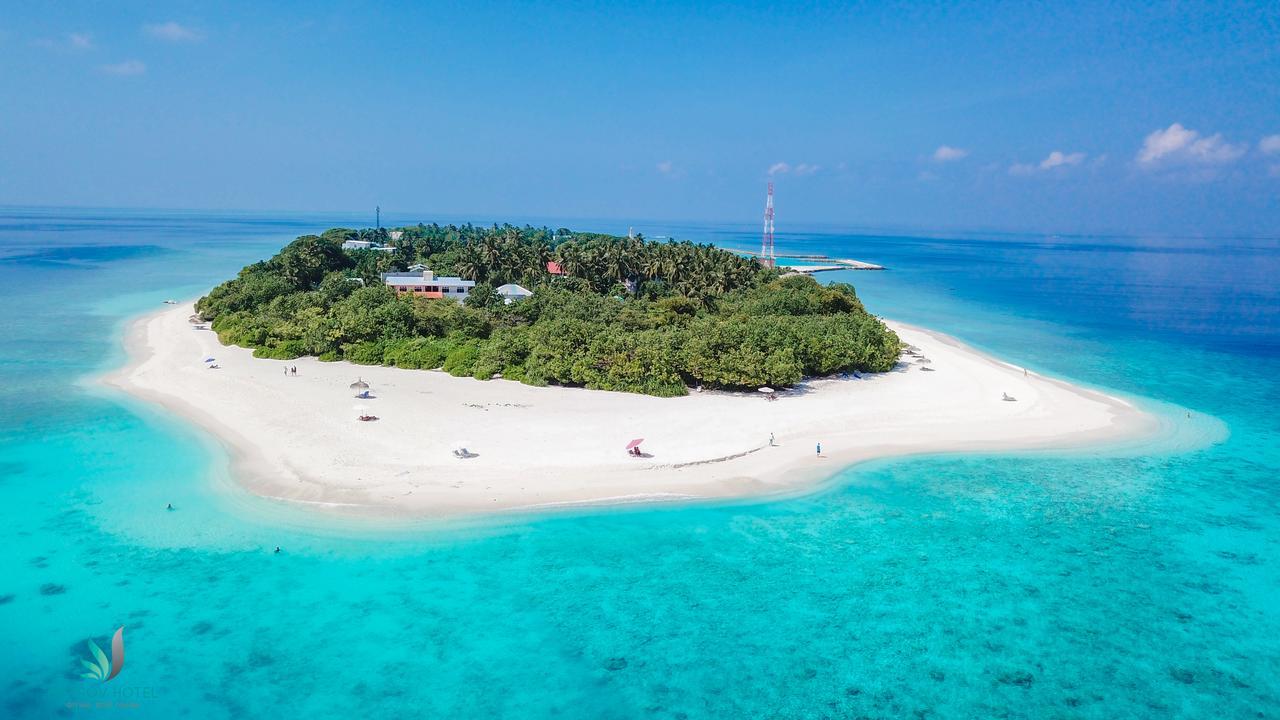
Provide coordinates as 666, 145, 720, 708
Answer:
105, 224, 1158, 518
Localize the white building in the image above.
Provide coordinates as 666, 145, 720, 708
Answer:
495, 283, 533, 304
343, 239, 397, 252
381, 269, 474, 301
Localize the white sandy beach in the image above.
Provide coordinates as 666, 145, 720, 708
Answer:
103, 303, 1157, 518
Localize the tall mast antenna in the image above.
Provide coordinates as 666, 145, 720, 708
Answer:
761, 183, 775, 267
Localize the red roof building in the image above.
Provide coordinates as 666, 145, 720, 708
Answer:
546, 261, 564, 275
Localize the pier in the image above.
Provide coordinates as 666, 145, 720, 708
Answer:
743, 252, 885, 272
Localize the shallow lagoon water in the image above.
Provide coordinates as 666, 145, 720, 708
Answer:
1, 209, 1277, 718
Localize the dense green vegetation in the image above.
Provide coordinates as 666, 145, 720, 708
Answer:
195, 225, 901, 396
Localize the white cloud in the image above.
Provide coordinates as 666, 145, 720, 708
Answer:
768, 162, 819, 176
932, 145, 968, 162
1009, 150, 1089, 176
1136, 123, 1245, 167
1261, 139, 1280, 177
101, 60, 146, 76
34, 32, 93, 51
144, 21, 202, 42
654, 160, 686, 179
1039, 150, 1086, 170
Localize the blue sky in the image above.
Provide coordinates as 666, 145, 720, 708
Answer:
1, 2, 1278, 236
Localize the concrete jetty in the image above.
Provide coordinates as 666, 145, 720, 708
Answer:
740, 251, 886, 272
774, 256, 885, 272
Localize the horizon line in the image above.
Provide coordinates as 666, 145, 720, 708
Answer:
2, 202, 1277, 244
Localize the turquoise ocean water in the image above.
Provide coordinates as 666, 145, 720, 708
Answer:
1, 208, 1276, 718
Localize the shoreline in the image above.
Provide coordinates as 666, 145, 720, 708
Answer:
100, 302, 1162, 521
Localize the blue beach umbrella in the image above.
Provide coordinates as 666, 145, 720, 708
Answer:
203, 357, 215, 363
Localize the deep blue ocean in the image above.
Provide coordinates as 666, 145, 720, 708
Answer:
1, 207, 1277, 718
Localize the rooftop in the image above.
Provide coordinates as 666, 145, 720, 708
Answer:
381, 269, 474, 288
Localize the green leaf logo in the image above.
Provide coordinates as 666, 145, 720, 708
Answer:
79, 626, 125, 682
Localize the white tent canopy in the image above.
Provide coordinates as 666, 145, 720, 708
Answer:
495, 283, 534, 304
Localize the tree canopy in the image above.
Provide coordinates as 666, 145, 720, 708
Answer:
195, 224, 901, 396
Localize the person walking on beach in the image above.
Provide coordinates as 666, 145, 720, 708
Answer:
769, 432, 775, 446
816, 442, 822, 457
283, 366, 288, 377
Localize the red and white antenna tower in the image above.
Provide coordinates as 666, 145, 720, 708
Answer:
760, 182, 775, 267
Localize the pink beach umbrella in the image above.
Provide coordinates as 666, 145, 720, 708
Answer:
625, 438, 644, 450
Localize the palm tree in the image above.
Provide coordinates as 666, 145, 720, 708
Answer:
529, 238, 552, 278
557, 244, 584, 277
456, 246, 482, 281
479, 237, 503, 279
709, 267, 731, 296
640, 248, 664, 281
603, 243, 632, 285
